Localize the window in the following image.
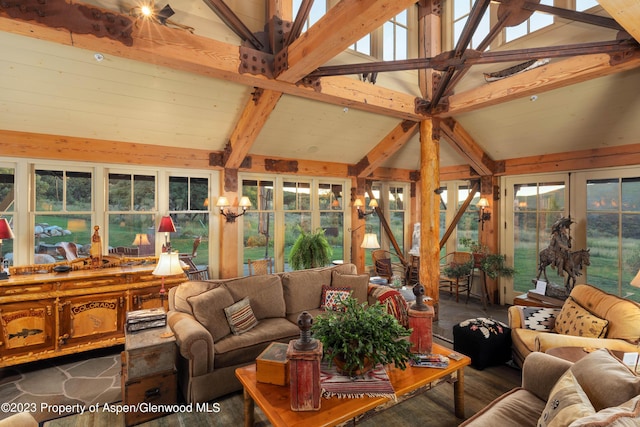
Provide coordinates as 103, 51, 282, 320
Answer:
510, 181, 566, 295
505, 0, 554, 43
453, 0, 490, 49
576, 0, 599, 12
293, 0, 326, 31
319, 182, 344, 262
0, 167, 15, 265
242, 179, 275, 273
455, 184, 482, 249
586, 177, 640, 302
283, 180, 312, 271
388, 185, 406, 250
34, 168, 93, 262
383, 11, 409, 61
107, 172, 155, 256
168, 176, 209, 266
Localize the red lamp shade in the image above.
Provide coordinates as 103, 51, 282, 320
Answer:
157, 216, 176, 233
0, 218, 14, 240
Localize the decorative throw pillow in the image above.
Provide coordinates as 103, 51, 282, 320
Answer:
570, 349, 640, 412
554, 296, 609, 338
224, 297, 259, 335
517, 306, 560, 331
538, 370, 595, 427
320, 285, 352, 312
569, 395, 640, 426
331, 271, 369, 304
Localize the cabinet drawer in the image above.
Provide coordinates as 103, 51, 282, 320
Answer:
122, 369, 177, 426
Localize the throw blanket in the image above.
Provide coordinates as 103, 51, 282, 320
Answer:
368, 285, 409, 328
320, 362, 396, 400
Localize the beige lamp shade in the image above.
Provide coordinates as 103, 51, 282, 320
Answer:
353, 199, 364, 208
131, 233, 150, 246
477, 197, 490, 208
369, 199, 378, 208
152, 252, 184, 277
239, 196, 252, 208
361, 233, 380, 249
216, 196, 230, 208
631, 269, 640, 288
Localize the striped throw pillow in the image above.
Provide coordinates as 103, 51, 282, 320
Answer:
224, 297, 259, 335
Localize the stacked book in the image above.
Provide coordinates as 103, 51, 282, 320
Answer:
411, 353, 450, 369
126, 308, 167, 332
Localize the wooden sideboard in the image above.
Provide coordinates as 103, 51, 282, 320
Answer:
0, 265, 187, 367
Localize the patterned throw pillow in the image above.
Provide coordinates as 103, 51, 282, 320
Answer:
224, 297, 259, 335
320, 285, 351, 312
569, 395, 640, 426
538, 370, 595, 427
517, 306, 561, 331
554, 296, 609, 338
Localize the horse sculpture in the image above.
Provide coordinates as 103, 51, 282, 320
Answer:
537, 248, 591, 292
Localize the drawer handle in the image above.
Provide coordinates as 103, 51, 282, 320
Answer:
145, 387, 161, 400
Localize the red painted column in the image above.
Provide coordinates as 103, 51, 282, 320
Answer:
287, 340, 323, 411
408, 305, 434, 354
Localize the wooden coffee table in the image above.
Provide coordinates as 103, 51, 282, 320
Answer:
235, 343, 471, 427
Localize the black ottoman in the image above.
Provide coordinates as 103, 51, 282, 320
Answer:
453, 317, 512, 370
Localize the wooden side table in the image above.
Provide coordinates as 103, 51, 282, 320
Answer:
121, 324, 177, 426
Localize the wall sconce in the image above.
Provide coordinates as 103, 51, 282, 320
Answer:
217, 196, 252, 223
354, 199, 378, 219
360, 233, 380, 249
158, 215, 176, 252
477, 197, 491, 230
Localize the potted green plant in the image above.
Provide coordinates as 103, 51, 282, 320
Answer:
311, 297, 414, 376
459, 237, 515, 279
288, 227, 333, 270
442, 258, 474, 279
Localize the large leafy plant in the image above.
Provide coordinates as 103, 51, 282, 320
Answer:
288, 227, 332, 270
311, 297, 413, 375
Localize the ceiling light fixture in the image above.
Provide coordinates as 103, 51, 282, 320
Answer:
129, 3, 194, 33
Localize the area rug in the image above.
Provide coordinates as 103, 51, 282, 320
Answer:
320, 362, 395, 400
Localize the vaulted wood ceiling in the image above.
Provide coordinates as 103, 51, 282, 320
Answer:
0, 0, 639, 181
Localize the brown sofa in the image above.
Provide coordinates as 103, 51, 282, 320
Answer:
461, 349, 640, 426
510, 284, 640, 367
167, 263, 403, 403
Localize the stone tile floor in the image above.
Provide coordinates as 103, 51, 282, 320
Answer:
0, 348, 121, 423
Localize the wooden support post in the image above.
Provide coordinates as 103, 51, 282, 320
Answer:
419, 119, 441, 320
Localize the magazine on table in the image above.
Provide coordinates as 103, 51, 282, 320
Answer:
410, 353, 450, 369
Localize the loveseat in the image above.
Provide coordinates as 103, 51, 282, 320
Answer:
461, 349, 640, 426
167, 263, 407, 403
510, 284, 640, 367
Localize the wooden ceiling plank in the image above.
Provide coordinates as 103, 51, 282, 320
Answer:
441, 51, 640, 117
225, 89, 283, 169
0, 13, 422, 121
439, 119, 494, 176
356, 121, 419, 178
276, 0, 416, 83
597, 0, 640, 42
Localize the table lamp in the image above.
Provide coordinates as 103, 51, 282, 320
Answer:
152, 251, 184, 299
157, 216, 176, 252
360, 233, 380, 249
131, 233, 151, 247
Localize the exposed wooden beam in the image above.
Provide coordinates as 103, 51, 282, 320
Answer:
225, 89, 283, 169
417, 0, 442, 100
284, 0, 313, 49
502, 143, 640, 176
441, 51, 640, 117
439, 181, 479, 249
439, 119, 495, 176
353, 121, 419, 178
275, 0, 416, 83
0, 13, 422, 121
597, 0, 640, 42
